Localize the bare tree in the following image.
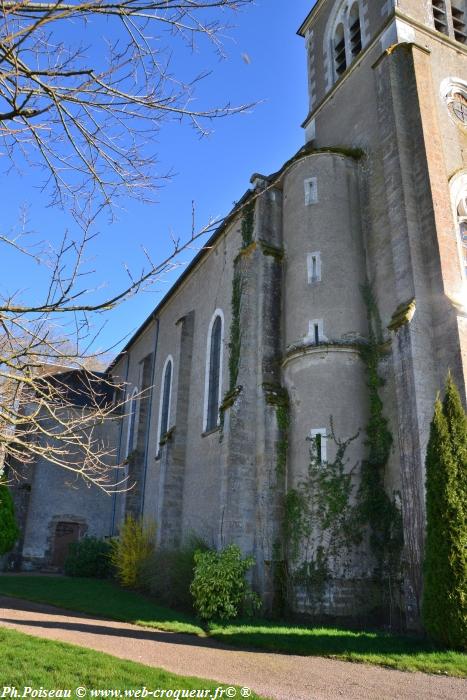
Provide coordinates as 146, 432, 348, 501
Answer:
0, 0, 255, 490
0, 209, 229, 490
1, 0, 254, 217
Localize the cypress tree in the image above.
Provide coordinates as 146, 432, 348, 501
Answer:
0, 482, 19, 556
422, 375, 467, 650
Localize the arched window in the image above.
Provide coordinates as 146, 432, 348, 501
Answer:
432, 0, 449, 35
457, 196, 467, 278
449, 171, 467, 280
452, 1, 467, 44
157, 356, 173, 447
334, 23, 346, 77
325, 1, 367, 87
349, 3, 362, 58
204, 311, 224, 432
126, 387, 138, 457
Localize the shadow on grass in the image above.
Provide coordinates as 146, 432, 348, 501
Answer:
0, 616, 224, 649
209, 626, 446, 658
0, 605, 447, 659
1, 576, 465, 675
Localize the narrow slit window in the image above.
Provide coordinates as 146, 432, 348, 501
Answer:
205, 314, 223, 432
304, 177, 318, 205
432, 0, 449, 35
310, 429, 327, 465
312, 256, 318, 279
314, 323, 320, 345
452, 1, 467, 44
334, 24, 347, 77
315, 433, 322, 463
349, 4, 362, 58
308, 319, 324, 345
307, 252, 321, 284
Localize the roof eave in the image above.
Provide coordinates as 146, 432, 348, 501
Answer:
297, 1, 324, 37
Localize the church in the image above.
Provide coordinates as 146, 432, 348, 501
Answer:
10, 0, 467, 629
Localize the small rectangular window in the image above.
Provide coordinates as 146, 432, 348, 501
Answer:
308, 319, 325, 344
310, 428, 327, 465
304, 177, 318, 206
307, 252, 322, 284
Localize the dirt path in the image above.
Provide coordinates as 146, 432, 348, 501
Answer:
0, 596, 465, 700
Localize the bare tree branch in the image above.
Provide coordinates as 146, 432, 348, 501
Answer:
0, 0, 255, 217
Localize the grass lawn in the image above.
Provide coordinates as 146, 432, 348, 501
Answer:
1, 575, 466, 678
0, 626, 265, 698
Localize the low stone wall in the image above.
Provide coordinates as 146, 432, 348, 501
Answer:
291, 577, 403, 627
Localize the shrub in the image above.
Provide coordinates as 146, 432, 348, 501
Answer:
0, 483, 19, 556
190, 544, 261, 621
64, 537, 113, 578
143, 536, 209, 611
422, 374, 467, 650
111, 515, 156, 588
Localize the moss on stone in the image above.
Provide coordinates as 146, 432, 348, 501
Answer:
387, 298, 416, 332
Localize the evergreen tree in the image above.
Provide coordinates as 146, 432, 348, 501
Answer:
422, 375, 467, 650
0, 482, 19, 556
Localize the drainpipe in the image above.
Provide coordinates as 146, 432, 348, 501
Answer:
110, 351, 130, 536
140, 316, 160, 517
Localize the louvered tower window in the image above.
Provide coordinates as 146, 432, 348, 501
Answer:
349, 4, 362, 57
334, 24, 346, 77
432, 0, 449, 35
452, 1, 467, 44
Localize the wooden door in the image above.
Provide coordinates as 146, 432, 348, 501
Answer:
51, 521, 80, 568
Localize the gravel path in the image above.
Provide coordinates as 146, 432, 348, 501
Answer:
0, 596, 466, 700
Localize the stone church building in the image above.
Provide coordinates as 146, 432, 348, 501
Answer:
9, 0, 467, 627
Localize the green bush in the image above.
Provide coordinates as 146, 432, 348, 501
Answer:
143, 536, 209, 611
64, 537, 113, 578
190, 544, 261, 621
0, 482, 19, 556
111, 515, 156, 589
422, 374, 467, 650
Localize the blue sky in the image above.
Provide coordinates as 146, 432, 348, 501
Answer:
2, 1, 316, 358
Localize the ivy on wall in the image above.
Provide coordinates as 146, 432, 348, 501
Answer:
281, 284, 404, 624
228, 270, 243, 393
357, 284, 404, 594
241, 201, 255, 248
284, 423, 360, 612
263, 383, 290, 477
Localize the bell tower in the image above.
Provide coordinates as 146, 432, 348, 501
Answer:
295, 0, 467, 626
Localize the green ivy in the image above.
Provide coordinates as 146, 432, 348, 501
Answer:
356, 283, 403, 587
228, 270, 243, 392
241, 201, 255, 248
264, 383, 290, 477
0, 482, 19, 556
284, 423, 358, 611
281, 285, 403, 623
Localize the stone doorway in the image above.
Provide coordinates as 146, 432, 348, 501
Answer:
51, 521, 80, 568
